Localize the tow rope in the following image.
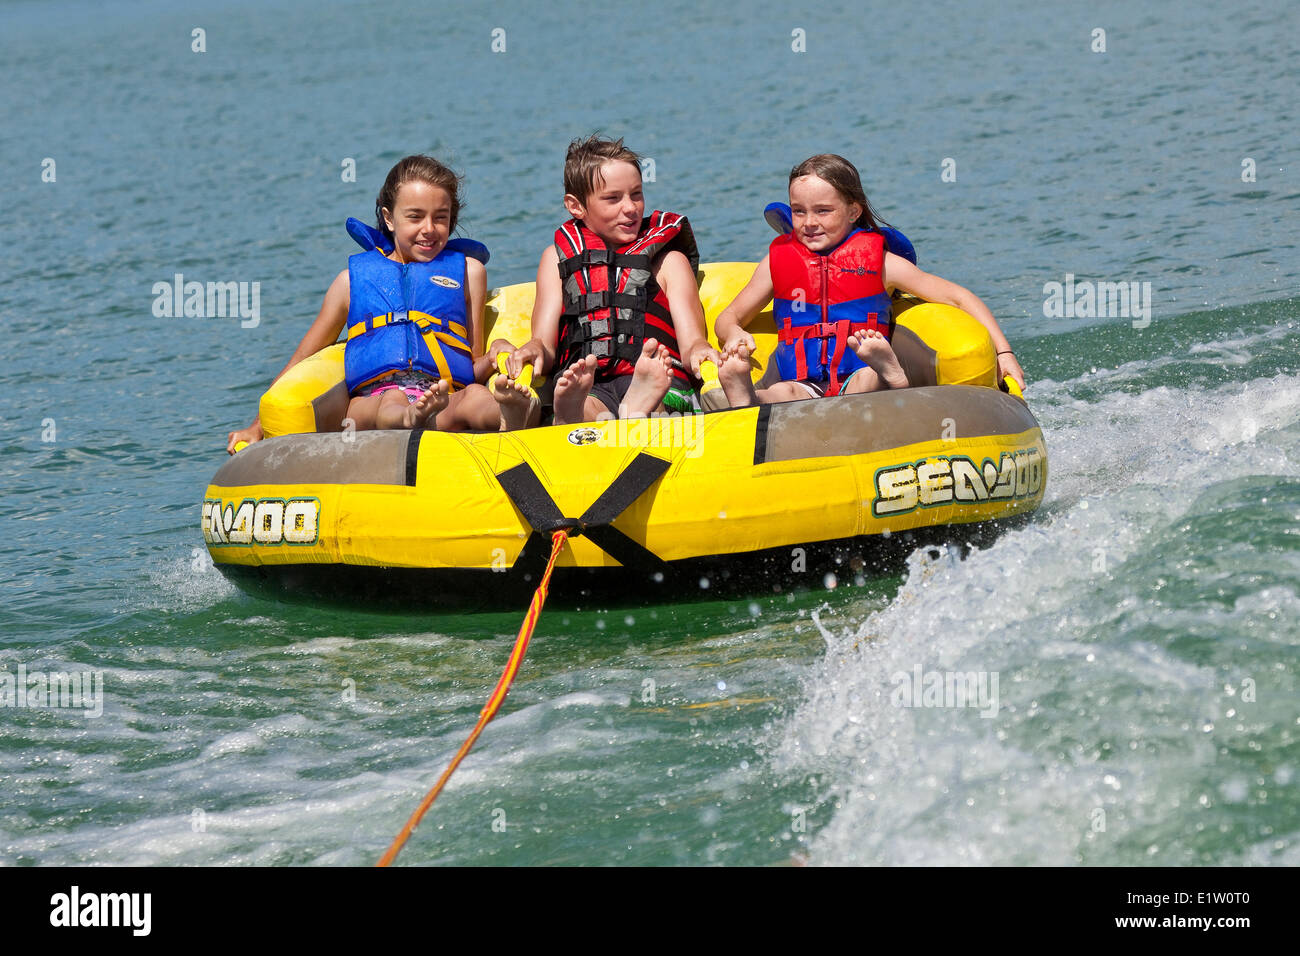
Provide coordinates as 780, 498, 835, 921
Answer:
376, 451, 670, 865
376, 528, 567, 867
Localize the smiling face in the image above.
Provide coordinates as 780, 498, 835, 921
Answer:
564, 160, 645, 246
381, 180, 454, 263
788, 174, 862, 253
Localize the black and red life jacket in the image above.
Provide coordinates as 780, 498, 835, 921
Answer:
552, 211, 699, 388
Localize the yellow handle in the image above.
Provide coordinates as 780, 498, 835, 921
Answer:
496, 352, 534, 390
233, 440, 249, 453
1002, 375, 1023, 398
699, 359, 721, 393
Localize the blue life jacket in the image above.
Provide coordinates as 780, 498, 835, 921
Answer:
341, 219, 487, 395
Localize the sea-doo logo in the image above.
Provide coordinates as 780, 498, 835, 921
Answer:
873, 447, 1044, 518
430, 275, 461, 289
567, 427, 600, 446
202, 497, 320, 545
838, 267, 873, 276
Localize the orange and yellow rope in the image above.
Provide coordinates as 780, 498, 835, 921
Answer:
377, 529, 568, 866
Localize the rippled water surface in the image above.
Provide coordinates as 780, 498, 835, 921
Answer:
1, 0, 1296, 865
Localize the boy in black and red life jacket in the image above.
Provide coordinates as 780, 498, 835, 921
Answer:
509, 136, 720, 424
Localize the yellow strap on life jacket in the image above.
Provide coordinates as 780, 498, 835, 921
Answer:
347, 311, 469, 342
421, 336, 454, 383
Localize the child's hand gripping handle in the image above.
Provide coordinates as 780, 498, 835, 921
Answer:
490, 352, 537, 403
498, 352, 534, 390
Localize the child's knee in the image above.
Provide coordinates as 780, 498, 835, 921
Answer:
346, 394, 381, 428
453, 384, 501, 428
767, 382, 808, 402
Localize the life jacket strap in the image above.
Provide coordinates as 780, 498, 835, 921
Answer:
346, 309, 409, 341
782, 318, 807, 381
567, 289, 671, 317
557, 250, 654, 280
825, 319, 851, 397
346, 310, 467, 342
779, 318, 873, 393
559, 314, 645, 362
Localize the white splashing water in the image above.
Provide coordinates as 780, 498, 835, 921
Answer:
773, 361, 1300, 865
144, 547, 240, 610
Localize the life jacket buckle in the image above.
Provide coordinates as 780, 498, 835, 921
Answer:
579, 292, 611, 312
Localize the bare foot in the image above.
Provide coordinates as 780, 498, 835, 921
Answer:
621, 338, 672, 418
718, 344, 759, 408
553, 354, 598, 425
492, 373, 540, 432
847, 329, 908, 390
403, 379, 450, 428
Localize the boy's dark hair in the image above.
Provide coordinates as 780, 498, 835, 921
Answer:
375, 155, 463, 242
564, 135, 642, 204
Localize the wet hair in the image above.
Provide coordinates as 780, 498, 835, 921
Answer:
375, 155, 463, 241
789, 154, 892, 232
564, 135, 642, 205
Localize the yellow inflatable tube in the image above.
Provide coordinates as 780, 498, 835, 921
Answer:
207, 263, 1044, 607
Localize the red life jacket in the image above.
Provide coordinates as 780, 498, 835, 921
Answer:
769, 229, 894, 396
553, 211, 698, 388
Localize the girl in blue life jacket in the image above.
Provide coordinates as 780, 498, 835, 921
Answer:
712, 154, 1026, 407
226, 155, 536, 454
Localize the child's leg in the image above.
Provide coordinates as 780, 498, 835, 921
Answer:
719, 343, 820, 406
553, 354, 600, 426
435, 383, 500, 432
375, 380, 448, 429
346, 393, 382, 430
840, 367, 881, 394
846, 329, 908, 391
755, 381, 821, 403
620, 338, 672, 418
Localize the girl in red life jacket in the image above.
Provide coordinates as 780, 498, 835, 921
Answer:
713, 154, 1026, 407
226, 156, 536, 454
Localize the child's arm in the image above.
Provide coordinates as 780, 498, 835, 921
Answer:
655, 250, 719, 375
883, 253, 1026, 390
226, 269, 350, 453
510, 247, 562, 377
466, 256, 487, 357
464, 257, 507, 382
713, 255, 774, 353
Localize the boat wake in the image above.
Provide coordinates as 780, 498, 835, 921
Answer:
772, 354, 1300, 865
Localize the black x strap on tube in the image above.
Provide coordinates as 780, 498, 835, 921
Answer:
495, 453, 671, 581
